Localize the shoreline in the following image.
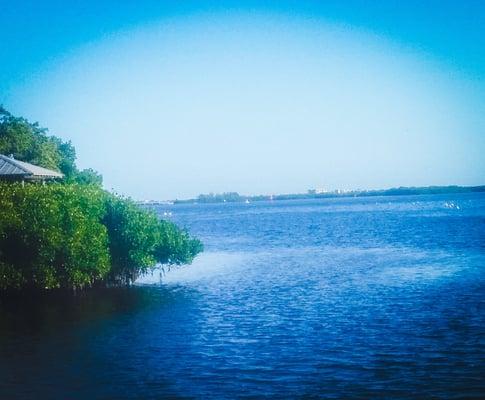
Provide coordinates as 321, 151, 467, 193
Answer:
138, 184, 485, 206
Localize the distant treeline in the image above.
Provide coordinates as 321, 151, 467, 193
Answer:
0, 108, 202, 291
174, 185, 485, 204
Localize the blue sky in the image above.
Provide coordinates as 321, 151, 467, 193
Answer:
1, 1, 484, 199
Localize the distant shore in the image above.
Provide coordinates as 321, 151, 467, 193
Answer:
138, 185, 485, 206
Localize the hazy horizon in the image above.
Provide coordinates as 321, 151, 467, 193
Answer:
1, 1, 484, 199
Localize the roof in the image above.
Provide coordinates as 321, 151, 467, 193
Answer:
0, 154, 63, 179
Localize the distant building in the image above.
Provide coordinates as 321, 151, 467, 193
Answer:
308, 188, 329, 195
0, 154, 63, 183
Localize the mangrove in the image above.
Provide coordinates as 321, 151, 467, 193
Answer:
0, 107, 203, 291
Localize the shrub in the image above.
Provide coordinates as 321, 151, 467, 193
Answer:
0, 183, 203, 291
0, 183, 110, 290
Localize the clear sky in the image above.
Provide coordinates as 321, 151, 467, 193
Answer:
1, 1, 484, 199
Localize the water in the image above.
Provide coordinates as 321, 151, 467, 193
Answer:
1, 193, 484, 399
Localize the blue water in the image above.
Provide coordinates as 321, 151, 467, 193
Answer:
1, 193, 485, 399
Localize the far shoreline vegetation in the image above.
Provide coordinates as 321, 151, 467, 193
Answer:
141, 185, 485, 205
0, 107, 203, 292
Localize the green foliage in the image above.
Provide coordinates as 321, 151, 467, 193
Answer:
70, 168, 103, 186
155, 220, 204, 265
103, 195, 160, 285
197, 192, 244, 203
0, 107, 101, 185
0, 183, 203, 291
102, 195, 203, 285
0, 183, 110, 290
0, 107, 203, 291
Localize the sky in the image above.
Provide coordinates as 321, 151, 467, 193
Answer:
1, 1, 484, 200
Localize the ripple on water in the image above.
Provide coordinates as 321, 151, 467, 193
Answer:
2, 194, 485, 399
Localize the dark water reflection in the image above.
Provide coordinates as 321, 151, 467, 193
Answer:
0, 287, 200, 399
1, 194, 485, 399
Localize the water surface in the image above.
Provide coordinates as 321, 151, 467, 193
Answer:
1, 194, 484, 399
